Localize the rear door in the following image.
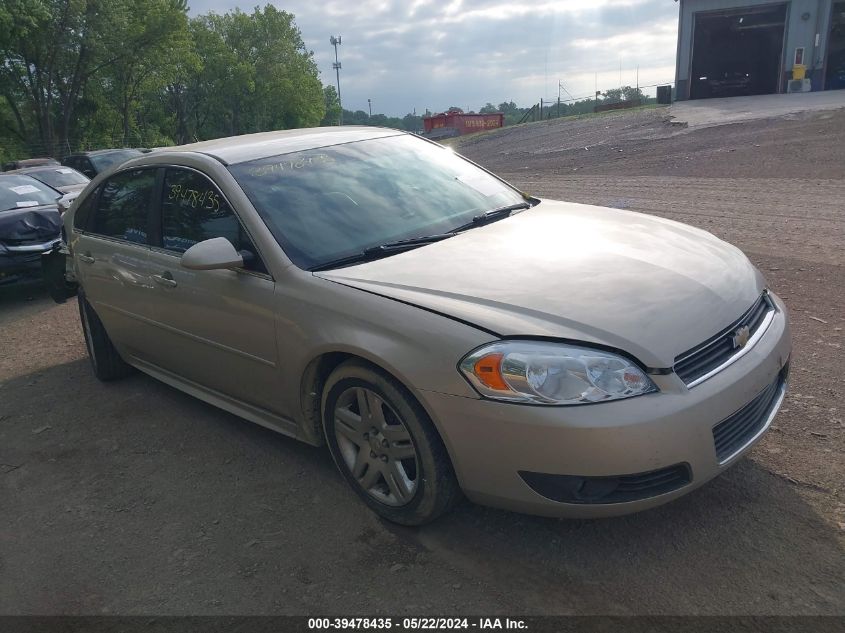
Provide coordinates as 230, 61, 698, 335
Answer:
141, 166, 283, 416
72, 167, 162, 361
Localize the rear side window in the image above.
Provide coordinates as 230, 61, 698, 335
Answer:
72, 186, 100, 231
90, 169, 154, 244
160, 168, 266, 273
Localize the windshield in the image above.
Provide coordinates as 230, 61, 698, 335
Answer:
90, 149, 143, 171
28, 167, 89, 189
0, 175, 60, 211
229, 134, 525, 269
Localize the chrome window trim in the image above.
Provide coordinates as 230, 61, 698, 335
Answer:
76, 233, 152, 250
683, 298, 777, 389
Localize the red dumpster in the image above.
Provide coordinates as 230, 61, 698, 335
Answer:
423, 110, 503, 137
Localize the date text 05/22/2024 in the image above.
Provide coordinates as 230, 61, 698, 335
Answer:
307, 617, 528, 630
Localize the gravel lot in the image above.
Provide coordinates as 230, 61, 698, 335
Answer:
2, 105, 844, 616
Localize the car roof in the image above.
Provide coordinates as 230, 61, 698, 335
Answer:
69, 148, 141, 158
160, 126, 406, 165
3, 158, 59, 169
7, 165, 78, 175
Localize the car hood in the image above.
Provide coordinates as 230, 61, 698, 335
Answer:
316, 200, 765, 368
0, 204, 62, 245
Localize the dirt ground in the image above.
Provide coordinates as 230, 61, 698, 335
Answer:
1, 106, 844, 616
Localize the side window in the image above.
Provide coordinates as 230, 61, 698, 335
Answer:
90, 169, 154, 244
72, 185, 100, 231
82, 158, 97, 178
161, 168, 267, 273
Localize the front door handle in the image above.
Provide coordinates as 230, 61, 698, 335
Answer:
152, 272, 177, 288
78, 253, 95, 264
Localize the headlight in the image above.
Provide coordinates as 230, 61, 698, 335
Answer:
459, 341, 657, 405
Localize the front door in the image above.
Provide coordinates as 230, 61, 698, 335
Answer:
141, 166, 284, 418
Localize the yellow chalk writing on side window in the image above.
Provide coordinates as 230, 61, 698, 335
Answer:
168, 184, 220, 211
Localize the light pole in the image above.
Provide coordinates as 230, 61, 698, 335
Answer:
368, 98, 372, 120
330, 35, 343, 125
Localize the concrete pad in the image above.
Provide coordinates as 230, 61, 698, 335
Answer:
670, 91, 845, 128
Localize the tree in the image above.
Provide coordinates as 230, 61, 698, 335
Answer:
621, 86, 645, 102
197, 6, 324, 136
479, 102, 498, 114
0, 0, 190, 154
598, 86, 645, 105
497, 101, 520, 115
321, 85, 341, 126
105, 0, 191, 145
401, 112, 422, 132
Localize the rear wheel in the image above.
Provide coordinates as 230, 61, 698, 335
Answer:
322, 361, 462, 525
78, 290, 134, 382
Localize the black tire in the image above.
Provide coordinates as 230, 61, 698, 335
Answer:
78, 290, 134, 382
322, 360, 462, 525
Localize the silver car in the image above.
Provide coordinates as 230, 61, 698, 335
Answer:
60, 128, 791, 525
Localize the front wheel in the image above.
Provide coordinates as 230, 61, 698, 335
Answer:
322, 361, 462, 525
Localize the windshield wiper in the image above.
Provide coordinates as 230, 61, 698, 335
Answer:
450, 201, 532, 232
310, 233, 456, 272
363, 233, 455, 255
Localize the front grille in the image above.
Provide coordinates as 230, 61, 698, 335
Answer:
712, 372, 785, 463
519, 463, 691, 505
674, 293, 773, 386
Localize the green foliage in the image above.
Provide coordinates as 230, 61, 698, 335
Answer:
321, 85, 342, 126
0, 1, 325, 158
333, 108, 422, 133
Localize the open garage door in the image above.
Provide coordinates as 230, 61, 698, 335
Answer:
690, 4, 787, 100
826, 2, 845, 90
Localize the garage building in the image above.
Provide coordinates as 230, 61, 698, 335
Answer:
674, 0, 845, 99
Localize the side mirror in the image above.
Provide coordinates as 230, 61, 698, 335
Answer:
181, 237, 244, 271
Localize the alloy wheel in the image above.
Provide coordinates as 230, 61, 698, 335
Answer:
333, 386, 419, 506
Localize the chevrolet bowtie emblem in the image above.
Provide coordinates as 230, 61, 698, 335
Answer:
731, 325, 751, 349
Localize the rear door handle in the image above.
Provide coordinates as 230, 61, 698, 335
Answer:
78, 253, 95, 264
152, 272, 177, 288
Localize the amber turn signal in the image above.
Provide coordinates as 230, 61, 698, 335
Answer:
473, 353, 508, 391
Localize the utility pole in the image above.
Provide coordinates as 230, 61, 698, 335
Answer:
368, 98, 372, 120
330, 35, 343, 125
557, 81, 561, 118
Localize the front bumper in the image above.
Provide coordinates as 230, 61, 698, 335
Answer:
0, 239, 59, 284
420, 293, 791, 518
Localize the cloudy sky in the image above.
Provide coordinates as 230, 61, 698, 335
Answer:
188, 0, 680, 116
